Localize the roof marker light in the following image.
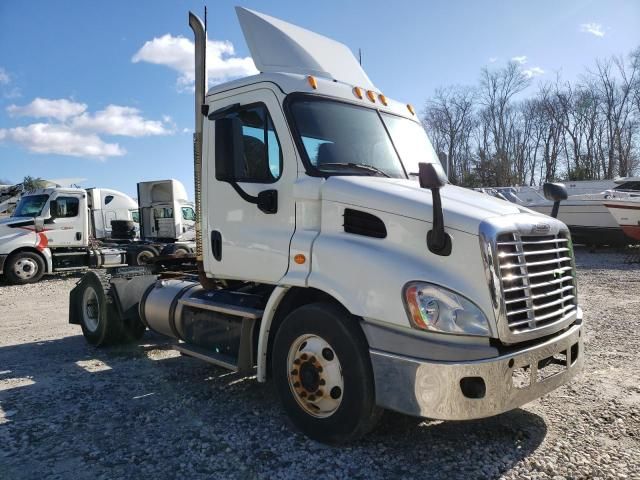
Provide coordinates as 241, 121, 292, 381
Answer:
378, 94, 388, 106
366, 90, 377, 102
307, 75, 318, 89
353, 86, 364, 99
407, 104, 416, 115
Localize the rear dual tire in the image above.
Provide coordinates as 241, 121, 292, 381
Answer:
128, 245, 158, 266
75, 271, 145, 347
272, 302, 382, 444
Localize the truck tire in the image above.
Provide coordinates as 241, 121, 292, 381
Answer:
130, 245, 158, 266
4, 251, 45, 285
74, 271, 124, 346
272, 302, 382, 444
159, 243, 189, 257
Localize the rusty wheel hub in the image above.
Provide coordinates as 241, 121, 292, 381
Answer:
287, 334, 343, 418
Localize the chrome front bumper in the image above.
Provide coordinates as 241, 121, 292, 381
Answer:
370, 322, 583, 420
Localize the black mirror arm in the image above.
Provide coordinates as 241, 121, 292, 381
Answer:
227, 181, 278, 214
426, 188, 452, 256
430, 189, 445, 250
551, 201, 561, 219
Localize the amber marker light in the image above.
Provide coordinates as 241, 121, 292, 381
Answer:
407, 104, 416, 115
353, 86, 364, 99
405, 285, 428, 330
294, 254, 306, 264
366, 90, 377, 102
378, 94, 388, 106
307, 75, 318, 89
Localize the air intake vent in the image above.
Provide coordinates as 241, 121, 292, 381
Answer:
343, 209, 387, 238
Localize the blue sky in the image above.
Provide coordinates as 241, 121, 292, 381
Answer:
0, 0, 638, 197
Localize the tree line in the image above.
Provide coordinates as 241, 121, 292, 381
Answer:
421, 47, 640, 187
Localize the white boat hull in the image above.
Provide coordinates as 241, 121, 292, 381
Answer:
604, 200, 640, 241
528, 201, 631, 245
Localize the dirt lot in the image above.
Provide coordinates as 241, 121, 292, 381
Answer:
0, 248, 639, 479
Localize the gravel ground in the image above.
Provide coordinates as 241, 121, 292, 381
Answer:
0, 249, 639, 479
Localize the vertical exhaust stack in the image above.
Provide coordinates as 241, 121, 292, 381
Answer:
189, 12, 207, 265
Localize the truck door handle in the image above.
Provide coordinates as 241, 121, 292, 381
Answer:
76, 232, 82, 241
211, 230, 222, 261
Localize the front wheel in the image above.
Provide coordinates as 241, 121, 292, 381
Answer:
4, 251, 45, 284
272, 302, 382, 444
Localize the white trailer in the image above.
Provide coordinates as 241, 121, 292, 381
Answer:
69, 8, 584, 444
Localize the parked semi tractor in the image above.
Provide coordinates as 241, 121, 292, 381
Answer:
69, 8, 584, 443
0, 181, 195, 284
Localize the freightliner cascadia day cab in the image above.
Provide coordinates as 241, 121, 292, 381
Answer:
0, 181, 195, 284
68, 8, 584, 443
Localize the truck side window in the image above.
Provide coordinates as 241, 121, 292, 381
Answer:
105, 195, 114, 205
182, 207, 196, 221
154, 207, 173, 219
217, 104, 282, 183
54, 197, 79, 218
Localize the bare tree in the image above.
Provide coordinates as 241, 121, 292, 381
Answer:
422, 86, 476, 184
420, 45, 640, 187
478, 62, 531, 185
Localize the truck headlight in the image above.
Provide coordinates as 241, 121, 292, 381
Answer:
403, 282, 490, 336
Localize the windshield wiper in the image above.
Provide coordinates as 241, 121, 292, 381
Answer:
319, 162, 391, 178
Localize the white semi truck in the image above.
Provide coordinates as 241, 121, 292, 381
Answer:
137, 179, 196, 242
68, 8, 584, 443
0, 181, 195, 284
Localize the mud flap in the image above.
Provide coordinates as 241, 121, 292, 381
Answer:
109, 274, 158, 321
69, 280, 83, 325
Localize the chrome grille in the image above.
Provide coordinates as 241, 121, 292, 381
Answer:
496, 232, 577, 335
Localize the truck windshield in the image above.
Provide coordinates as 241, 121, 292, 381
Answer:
12, 194, 49, 217
289, 97, 440, 178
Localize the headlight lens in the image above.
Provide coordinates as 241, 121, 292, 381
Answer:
404, 282, 490, 336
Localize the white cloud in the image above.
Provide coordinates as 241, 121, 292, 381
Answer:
72, 105, 172, 137
0, 123, 125, 159
511, 56, 528, 65
7, 98, 87, 121
523, 67, 545, 78
1, 97, 173, 159
580, 23, 605, 37
488, 57, 498, 64
0, 68, 9, 85
132, 34, 258, 91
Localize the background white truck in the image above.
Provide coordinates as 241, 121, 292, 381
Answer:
137, 179, 196, 242
69, 8, 584, 444
0, 180, 195, 284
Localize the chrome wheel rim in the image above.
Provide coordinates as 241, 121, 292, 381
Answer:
13, 257, 38, 280
286, 334, 344, 418
82, 286, 100, 333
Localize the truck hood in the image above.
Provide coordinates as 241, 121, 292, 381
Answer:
0, 216, 36, 228
321, 177, 528, 235
0, 216, 37, 242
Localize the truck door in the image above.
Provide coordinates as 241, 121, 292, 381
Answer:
45, 193, 87, 247
205, 89, 296, 283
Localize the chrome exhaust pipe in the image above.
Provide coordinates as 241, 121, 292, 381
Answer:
189, 11, 207, 262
